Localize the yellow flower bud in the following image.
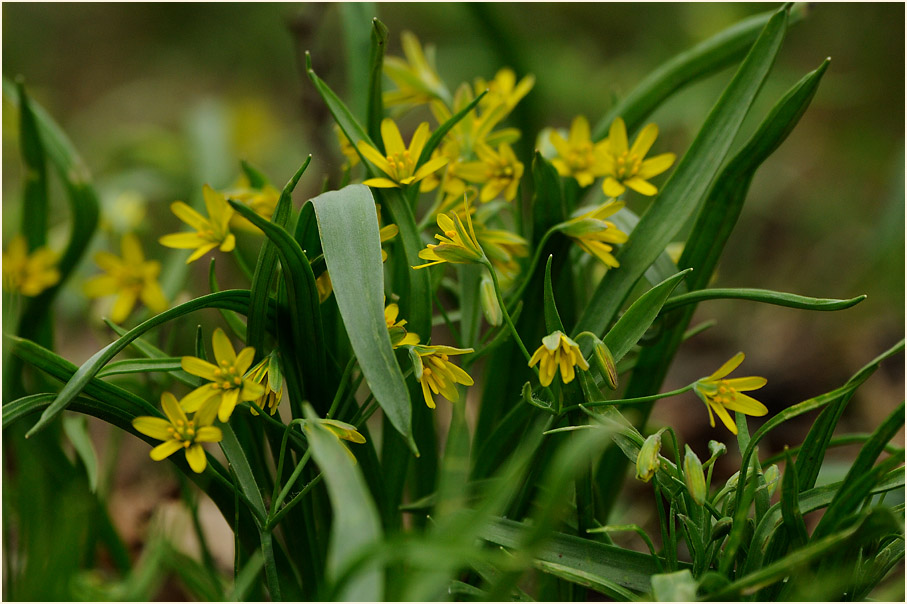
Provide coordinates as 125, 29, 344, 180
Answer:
591, 338, 619, 390
636, 432, 662, 483
683, 445, 707, 505
480, 274, 502, 326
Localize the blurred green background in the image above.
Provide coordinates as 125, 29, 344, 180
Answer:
3, 2, 903, 598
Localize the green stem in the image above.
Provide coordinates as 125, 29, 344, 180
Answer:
271, 450, 312, 516
326, 357, 358, 419
259, 528, 282, 601
267, 473, 324, 530
270, 419, 306, 513
431, 288, 463, 348
563, 384, 693, 414
484, 260, 532, 364
506, 226, 557, 309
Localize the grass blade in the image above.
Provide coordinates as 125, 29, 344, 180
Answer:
660, 288, 864, 313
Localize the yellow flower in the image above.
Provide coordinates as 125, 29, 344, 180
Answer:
246, 354, 283, 416
334, 123, 360, 168
383, 32, 451, 108
413, 199, 486, 269
453, 142, 524, 203
693, 353, 768, 435
474, 68, 535, 117
600, 117, 675, 197
558, 200, 629, 268
377, 204, 399, 261
549, 116, 609, 187
430, 83, 522, 163
180, 328, 265, 423
83, 233, 168, 323
159, 185, 237, 264
528, 331, 590, 387
410, 344, 474, 409
385, 302, 420, 348
221, 178, 281, 233
304, 417, 366, 463
316, 271, 333, 303
1, 235, 60, 296
132, 392, 222, 473
358, 119, 448, 189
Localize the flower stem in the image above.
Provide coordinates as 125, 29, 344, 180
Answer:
563, 384, 693, 414
507, 226, 557, 309
484, 260, 532, 364
232, 246, 254, 281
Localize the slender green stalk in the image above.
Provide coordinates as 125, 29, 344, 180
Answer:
483, 259, 532, 363
259, 529, 282, 601
267, 473, 324, 530
271, 450, 313, 515
270, 419, 306, 512
505, 226, 557, 309
233, 247, 255, 281
564, 384, 692, 414
431, 288, 463, 348
326, 357, 358, 419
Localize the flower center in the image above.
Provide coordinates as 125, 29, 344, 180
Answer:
386, 150, 415, 181
167, 418, 197, 444
614, 152, 642, 180
212, 360, 243, 390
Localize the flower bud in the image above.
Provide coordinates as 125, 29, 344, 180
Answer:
636, 432, 662, 482
480, 274, 502, 326
763, 464, 780, 497
708, 440, 727, 460
591, 338, 618, 390
683, 445, 707, 505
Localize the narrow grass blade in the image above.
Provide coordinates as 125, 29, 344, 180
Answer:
230, 201, 329, 411
311, 185, 416, 454
779, 449, 808, 548
576, 5, 791, 340
104, 320, 197, 387
590, 4, 807, 140
338, 3, 377, 129
246, 157, 311, 363
16, 79, 48, 249
415, 90, 486, 169
365, 16, 387, 142
24, 290, 261, 437
660, 288, 864, 313
304, 406, 384, 601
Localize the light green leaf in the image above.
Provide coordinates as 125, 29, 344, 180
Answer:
651, 569, 698, 602
661, 288, 864, 313
311, 185, 416, 454
304, 405, 384, 601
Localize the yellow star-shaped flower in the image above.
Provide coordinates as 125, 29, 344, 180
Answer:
528, 331, 590, 387
83, 233, 168, 322
600, 117, 675, 197
693, 353, 768, 434
159, 185, 237, 264
132, 392, 222, 473
358, 119, 448, 189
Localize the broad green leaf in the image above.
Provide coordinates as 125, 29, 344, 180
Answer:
303, 405, 383, 601
660, 288, 864, 313
230, 201, 328, 410
16, 79, 48, 249
599, 269, 690, 363
575, 5, 791, 340
24, 290, 264, 437
651, 569, 698, 602
246, 157, 311, 363
483, 518, 677, 595
310, 185, 416, 454
591, 4, 808, 140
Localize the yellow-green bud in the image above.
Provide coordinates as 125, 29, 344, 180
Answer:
684, 445, 707, 505
636, 432, 662, 482
480, 274, 502, 326
708, 440, 727, 460
591, 338, 618, 390
763, 464, 780, 497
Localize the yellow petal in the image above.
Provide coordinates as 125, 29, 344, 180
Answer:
420, 379, 436, 409
159, 232, 209, 250
408, 122, 431, 158
709, 353, 745, 380
150, 439, 183, 461
170, 201, 210, 232
218, 388, 240, 422
358, 141, 393, 175
161, 392, 187, 425
212, 328, 237, 365
182, 356, 219, 381
110, 289, 138, 323
362, 177, 400, 188
234, 346, 256, 374
185, 444, 207, 473
624, 177, 658, 197
180, 384, 219, 413
602, 177, 626, 198
140, 279, 168, 313
195, 426, 223, 443
570, 115, 591, 147
710, 401, 738, 434
83, 275, 120, 298
381, 118, 406, 156
185, 242, 220, 264
724, 376, 767, 392
637, 153, 676, 179
723, 392, 768, 416
132, 417, 172, 440
608, 117, 628, 155
629, 123, 658, 158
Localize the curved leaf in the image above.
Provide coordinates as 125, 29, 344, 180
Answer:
660, 288, 865, 313
311, 185, 417, 454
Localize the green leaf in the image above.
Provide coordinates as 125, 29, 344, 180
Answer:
530, 151, 565, 246
591, 4, 808, 140
599, 269, 691, 363
59, 414, 97, 494
307, 52, 375, 151
651, 569, 698, 602
24, 290, 264, 437
95, 357, 186, 378
707, 508, 900, 600
229, 201, 329, 411
303, 406, 384, 601
104, 320, 197, 387
240, 159, 270, 188
415, 90, 486, 169
575, 5, 791, 340
660, 288, 864, 313
365, 16, 387, 143
338, 3, 378, 131
812, 402, 905, 539
246, 157, 311, 363
483, 518, 677, 595
779, 449, 808, 549
16, 79, 48, 249
310, 185, 417, 454
219, 425, 267, 524
208, 258, 248, 342
542, 256, 565, 334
